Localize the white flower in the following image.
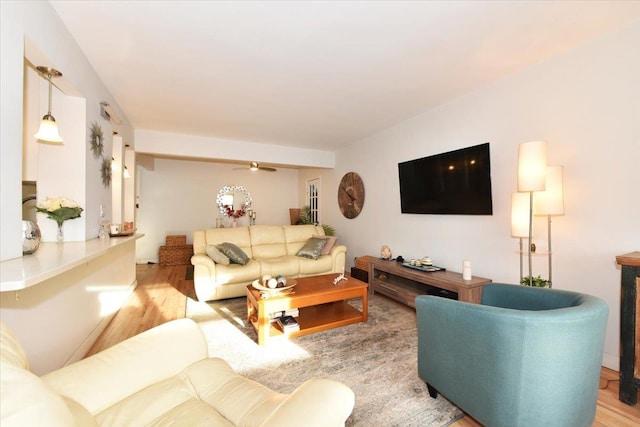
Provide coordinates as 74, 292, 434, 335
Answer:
38, 197, 80, 211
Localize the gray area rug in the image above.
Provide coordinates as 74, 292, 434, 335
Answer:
186, 293, 464, 427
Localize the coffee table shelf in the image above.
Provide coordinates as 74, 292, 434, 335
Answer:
247, 273, 368, 345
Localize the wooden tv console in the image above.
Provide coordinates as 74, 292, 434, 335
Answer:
368, 258, 491, 307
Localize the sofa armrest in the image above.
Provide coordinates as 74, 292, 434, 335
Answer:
191, 253, 216, 275
42, 319, 209, 415
329, 244, 347, 273
260, 378, 355, 427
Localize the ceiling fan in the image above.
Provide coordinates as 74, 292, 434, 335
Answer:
234, 161, 277, 172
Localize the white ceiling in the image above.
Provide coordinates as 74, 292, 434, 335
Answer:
51, 1, 640, 152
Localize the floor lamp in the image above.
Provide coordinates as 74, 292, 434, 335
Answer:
517, 141, 547, 287
534, 166, 564, 288
511, 192, 530, 281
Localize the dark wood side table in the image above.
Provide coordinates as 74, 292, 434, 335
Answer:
616, 251, 640, 405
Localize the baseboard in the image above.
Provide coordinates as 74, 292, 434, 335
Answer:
64, 279, 138, 365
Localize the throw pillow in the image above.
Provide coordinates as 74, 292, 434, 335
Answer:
296, 237, 328, 260
319, 236, 337, 255
205, 245, 230, 265
217, 242, 250, 265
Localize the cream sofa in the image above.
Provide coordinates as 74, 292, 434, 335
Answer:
191, 224, 347, 301
1, 318, 355, 427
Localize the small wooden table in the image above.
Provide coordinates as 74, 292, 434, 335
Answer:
369, 258, 491, 307
246, 273, 368, 345
616, 251, 640, 405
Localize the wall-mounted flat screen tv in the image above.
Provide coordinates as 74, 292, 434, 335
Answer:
398, 142, 493, 215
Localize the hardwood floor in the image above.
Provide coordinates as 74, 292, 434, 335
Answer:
88, 264, 640, 426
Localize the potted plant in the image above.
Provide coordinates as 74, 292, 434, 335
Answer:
297, 205, 335, 236
520, 275, 550, 287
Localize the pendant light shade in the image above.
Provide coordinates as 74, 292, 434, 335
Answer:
517, 140, 547, 192
34, 66, 63, 145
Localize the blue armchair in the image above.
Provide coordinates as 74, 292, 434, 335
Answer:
416, 283, 608, 427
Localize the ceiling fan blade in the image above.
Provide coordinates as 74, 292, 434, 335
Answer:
259, 166, 277, 172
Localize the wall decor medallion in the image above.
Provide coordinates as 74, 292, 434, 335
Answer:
89, 121, 104, 158
100, 157, 111, 187
338, 172, 365, 219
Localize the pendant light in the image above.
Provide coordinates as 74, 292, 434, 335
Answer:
34, 66, 64, 144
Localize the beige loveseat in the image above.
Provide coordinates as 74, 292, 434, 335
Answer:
191, 224, 347, 302
1, 318, 355, 427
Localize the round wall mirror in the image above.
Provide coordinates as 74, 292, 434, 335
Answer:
216, 185, 252, 218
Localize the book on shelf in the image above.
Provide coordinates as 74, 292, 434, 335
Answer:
277, 315, 300, 332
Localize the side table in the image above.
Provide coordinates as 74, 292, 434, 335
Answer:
616, 251, 640, 405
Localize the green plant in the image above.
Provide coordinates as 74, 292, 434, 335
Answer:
296, 205, 335, 236
520, 275, 550, 287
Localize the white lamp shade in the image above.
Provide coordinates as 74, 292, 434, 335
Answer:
534, 166, 564, 216
34, 116, 63, 144
517, 140, 547, 192
511, 192, 530, 237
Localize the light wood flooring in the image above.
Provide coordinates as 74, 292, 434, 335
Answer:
88, 264, 640, 426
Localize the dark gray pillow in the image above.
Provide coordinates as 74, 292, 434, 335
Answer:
206, 245, 230, 265
296, 237, 328, 260
217, 242, 249, 265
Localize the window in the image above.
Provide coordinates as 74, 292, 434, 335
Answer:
306, 178, 320, 224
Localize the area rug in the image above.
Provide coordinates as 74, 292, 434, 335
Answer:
186, 292, 465, 427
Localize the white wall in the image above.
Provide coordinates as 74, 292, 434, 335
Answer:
318, 20, 639, 370
1, 1, 135, 258
136, 158, 300, 262
0, 1, 139, 373
0, 240, 137, 375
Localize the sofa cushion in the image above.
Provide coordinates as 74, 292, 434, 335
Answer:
319, 236, 337, 255
218, 243, 249, 265
258, 256, 301, 278
204, 228, 253, 258
296, 237, 328, 260
298, 255, 334, 275
283, 224, 324, 255
62, 396, 98, 427
206, 245, 230, 265
214, 260, 261, 285
0, 363, 75, 426
249, 225, 287, 259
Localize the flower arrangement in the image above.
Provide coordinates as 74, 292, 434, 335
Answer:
36, 197, 83, 241
223, 204, 245, 219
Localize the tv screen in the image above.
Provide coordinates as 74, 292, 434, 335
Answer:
398, 142, 493, 215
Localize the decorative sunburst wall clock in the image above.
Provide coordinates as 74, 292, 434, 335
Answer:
100, 157, 111, 188
89, 122, 104, 158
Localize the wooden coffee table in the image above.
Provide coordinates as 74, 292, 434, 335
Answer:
246, 272, 368, 345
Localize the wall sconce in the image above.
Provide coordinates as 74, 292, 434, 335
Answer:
517, 140, 547, 286
534, 166, 564, 287
34, 66, 64, 144
100, 101, 123, 125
